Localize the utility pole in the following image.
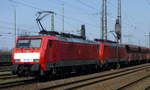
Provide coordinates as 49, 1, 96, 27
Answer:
118, 0, 122, 26
101, 0, 104, 39
51, 12, 55, 31
101, 0, 107, 40
118, 0, 122, 43
104, 0, 107, 40
62, 4, 64, 32
14, 8, 17, 43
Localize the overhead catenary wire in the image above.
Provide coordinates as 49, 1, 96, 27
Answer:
0, 25, 35, 33
8, 0, 138, 42
106, 0, 137, 30
0, 20, 37, 31
0, 20, 36, 29
0, 21, 39, 37
8, 0, 42, 10
54, 0, 99, 15
8, 0, 111, 40
75, 0, 98, 10
8, 0, 100, 29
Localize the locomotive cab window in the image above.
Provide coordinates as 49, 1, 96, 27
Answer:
16, 38, 42, 48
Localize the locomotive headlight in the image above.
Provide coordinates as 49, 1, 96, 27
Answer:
33, 59, 39, 62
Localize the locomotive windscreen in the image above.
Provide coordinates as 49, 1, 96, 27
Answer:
16, 38, 41, 48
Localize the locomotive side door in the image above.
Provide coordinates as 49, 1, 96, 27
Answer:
46, 40, 60, 62
46, 40, 53, 62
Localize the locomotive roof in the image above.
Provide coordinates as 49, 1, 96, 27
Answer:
57, 35, 96, 44
17, 34, 125, 46
94, 39, 117, 43
17, 34, 96, 44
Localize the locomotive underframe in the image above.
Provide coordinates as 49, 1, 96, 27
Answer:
12, 64, 40, 76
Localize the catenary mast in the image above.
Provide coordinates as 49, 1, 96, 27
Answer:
101, 0, 107, 40
115, 0, 122, 43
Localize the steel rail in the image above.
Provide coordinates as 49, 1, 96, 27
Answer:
0, 78, 35, 89
40, 63, 150, 90
116, 75, 150, 90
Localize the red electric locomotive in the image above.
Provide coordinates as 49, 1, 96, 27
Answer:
95, 39, 128, 68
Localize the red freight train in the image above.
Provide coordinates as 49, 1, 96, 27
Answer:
11, 31, 150, 77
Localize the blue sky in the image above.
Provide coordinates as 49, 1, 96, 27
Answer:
0, 0, 150, 50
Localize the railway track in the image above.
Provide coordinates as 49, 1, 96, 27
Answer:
116, 75, 150, 90
0, 73, 12, 77
0, 66, 11, 72
0, 77, 35, 89
0, 71, 11, 76
0, 71, 36, 89
0, 70, 11, 72
115, 68, 150, 90
0, 75, 17, 80
0, 63, 149, 90
38, 63, 150, 90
